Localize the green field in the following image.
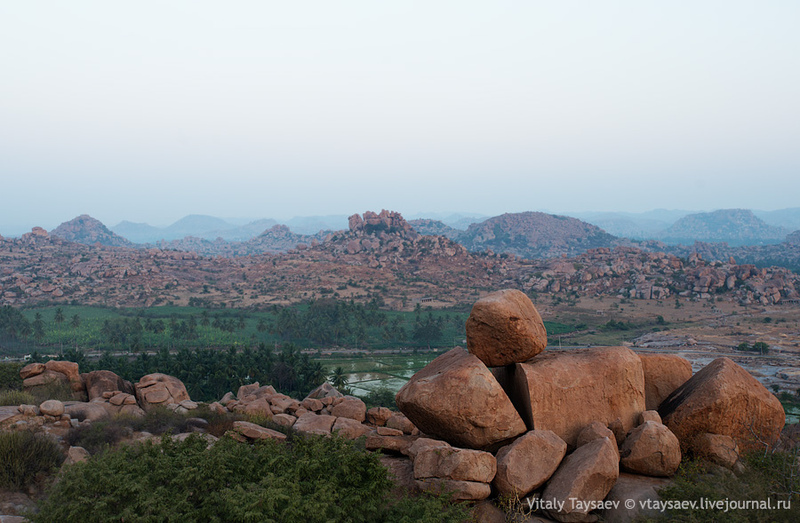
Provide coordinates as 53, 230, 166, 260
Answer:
317, 352, 441, 396
1, 303, 576, 358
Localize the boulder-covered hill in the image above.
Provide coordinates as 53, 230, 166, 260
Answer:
659, 209, 790, 246
457, 212, 619, 259
50, 215, 136, 248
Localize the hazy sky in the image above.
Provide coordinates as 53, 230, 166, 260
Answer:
2, 1, 799, 233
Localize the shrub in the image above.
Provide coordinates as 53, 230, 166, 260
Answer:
32, 434, 470, 522
360, 385, 397, 410
29, 380, 75, 404
653, 451, 800, 522
66, 420, 133, 455
0, 431, 65, 490
0, 389, 36, 406
0, 362, 23, 390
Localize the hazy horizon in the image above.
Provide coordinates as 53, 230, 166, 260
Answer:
2, 2, 799, 233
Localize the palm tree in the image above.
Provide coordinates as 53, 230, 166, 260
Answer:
70, 313, 81, 328
32, 313, 46, 342
329, 366, 348, 392
54, 307, 65, 324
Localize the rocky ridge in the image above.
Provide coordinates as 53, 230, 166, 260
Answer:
2, 217, 799, 309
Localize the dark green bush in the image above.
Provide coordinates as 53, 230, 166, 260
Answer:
33, 434, 470, 522
29, 380, 75, 404
0, 389, 35, 406
359, 385, 397, 410
0, 431, 65, 490
0, 362, 23, 390
66, 420, 133, 455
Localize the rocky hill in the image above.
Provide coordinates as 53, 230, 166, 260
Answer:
111, 220, 164, 243
458, 212, 619, 259
3, 209, 800, 310
158, 225, 330, 257
50, 215, 136, 248
407, 219, 462, 240
659, 209, 789, 246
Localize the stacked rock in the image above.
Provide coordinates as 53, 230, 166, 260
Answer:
393, 289, 784, 519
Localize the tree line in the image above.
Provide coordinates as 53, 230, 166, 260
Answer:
42, 343, 327, 402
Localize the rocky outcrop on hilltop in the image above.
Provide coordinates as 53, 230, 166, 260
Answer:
50, 215, 136, 248
458, 211, 619, 259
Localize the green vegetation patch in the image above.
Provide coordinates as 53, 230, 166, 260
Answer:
0, 430, 65, 490
652, 452, 800, 522
32, 434, 470, 523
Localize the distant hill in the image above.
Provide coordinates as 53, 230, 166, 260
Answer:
407, 212, 487, 230
51, 215, 135, 248
407, 219, 462, 240
658, 209, 790, 246
202, 218, 279, 241
567, 209, 693, 239
112, 216, 279, 243
457, 211, 618, 259
284, 215, 348, 235
158, 225, 330, 257
111, 221, 165, 243
162, 215, 235, 238
753, 207, 800, 231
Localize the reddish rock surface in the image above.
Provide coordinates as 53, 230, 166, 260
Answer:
639, 354, 693, 411
499, 346, 645, 448
659, 357, 785, 452
465, 289, 548, 367
413, 446, 496, 483
619, 421, 681, 477
493, 430, 567, 497
134, 373, 190, 409
82, 370, 134, 400
396, 347, 526, 450
542, 437, 620, 522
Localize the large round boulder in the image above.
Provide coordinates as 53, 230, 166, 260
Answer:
82, 370, 135, 401
493, 430, 567, 497
396, 347, 526, 450
134, 373, 190, 410
465, 289, 547, 367
619, 421, 681, 477
659, 357, 785, 453
542, 436, 620, 522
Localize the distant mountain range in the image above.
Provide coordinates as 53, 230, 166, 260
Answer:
569, 207, 800, 243
10, 207, 800, 270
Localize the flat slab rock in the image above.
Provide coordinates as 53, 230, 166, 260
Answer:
232, 421, 286, 441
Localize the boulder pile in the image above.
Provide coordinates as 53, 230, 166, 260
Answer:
392, 289, 785, 520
